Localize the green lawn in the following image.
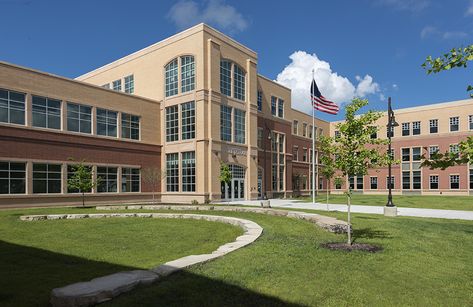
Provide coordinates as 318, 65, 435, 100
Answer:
1, 207, 473, 307
302, 194, 473, 211
106, 209, 473, 307
0, 208, 243, 307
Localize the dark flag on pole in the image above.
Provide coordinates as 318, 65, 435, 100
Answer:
311, 79, 339, 115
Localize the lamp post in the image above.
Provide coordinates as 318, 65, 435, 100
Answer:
384, 97, 399, 216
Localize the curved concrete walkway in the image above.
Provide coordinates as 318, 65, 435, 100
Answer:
20, 213, 263, 307
225, 199, 473, 221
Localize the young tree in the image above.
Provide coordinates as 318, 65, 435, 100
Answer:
219, 163, 232, 185
421, 45, 473, 168
319, 98, 390, 245
142, 167, 166, 203
319, 140, 337, 210
68, 161, 99, 207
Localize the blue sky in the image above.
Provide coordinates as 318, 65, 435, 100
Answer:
0, 0, 471, 120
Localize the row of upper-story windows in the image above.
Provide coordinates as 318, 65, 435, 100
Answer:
220, 105, 246, 144
220, 60, 246, 101
400, 116, 472, 136
293, 120, 317, 139
0, 161, 140, 195
165, 56, 195, 98
165, 101, 195, 142
0, 88, 140, 140
102, 75, 134, 94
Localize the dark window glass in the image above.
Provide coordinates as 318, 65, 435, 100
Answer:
122, 168, 140, 192
33, 163, 62, 193
0, 161, 26, 194
0, 89, 25, 125
402, 171, 410, 189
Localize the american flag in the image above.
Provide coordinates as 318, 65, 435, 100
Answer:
311, 79, 339, 115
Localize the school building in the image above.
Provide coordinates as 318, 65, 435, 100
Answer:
0, 23, 471, 208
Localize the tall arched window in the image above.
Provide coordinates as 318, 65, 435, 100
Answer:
220, 60, 232, 97
165, 59, 178, 97
219, 60, 246, 101
181, 55, 195, 93
233, 64, 245, 101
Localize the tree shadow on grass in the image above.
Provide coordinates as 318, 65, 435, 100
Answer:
352, 228, 392, 243
0, 240, 306, 307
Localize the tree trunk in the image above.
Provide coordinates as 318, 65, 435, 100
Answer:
82, 192, 85, 208
152, 186, 156, 203
347, 192, 352, 245
326, 181, 329, 211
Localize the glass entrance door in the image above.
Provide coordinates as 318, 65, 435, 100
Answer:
221, 165, 245, 201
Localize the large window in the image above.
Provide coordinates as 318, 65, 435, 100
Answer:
402, 148, 410, 162
220, 60, 246, 101
124, 75, 134, 94
302, 123, 307, 137
412, 121, 421, 135
412, 147, 421, 161
220, 105, 232, 142
97, 166, 118, 193
257, 91, 262, 111
293, 146, 298, 161
0, 162, 26, 194
370, 177, 378, 189
165, 105, 179, 142
96, 108, 117, 137
233, 64, 245, 101
271, 132, 285, 192
181, 56, 195, 93
67, 165, 92, 193
32, 95, 61, 129
271, 96, 277, 116
450, 117, 459, 132
112, 79, 122, 91
234, 109, 246, 144
402, 171, 411, 189
182, 151, 196, 192
429, 146, 439, 158
450, 175, 460, 189
32, 163, 61, 194
165, 59, 179, 97
0, 89, 25, 125
166, 153, 179, 192
122, 168, 140, 192
220, 60, 232, 97
402, 122, 410, 136
386, 176, 394, 189
412, 171, 421, 189
429, 119, 438, 133
121, 113, 140, 140
277, 98, 284, 118
181, 101, 195, 140
67, 103, 91, 134
293, 120, 298, 135
429, 175, 439, 190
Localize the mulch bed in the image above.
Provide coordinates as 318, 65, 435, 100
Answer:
321, 242, 383, 253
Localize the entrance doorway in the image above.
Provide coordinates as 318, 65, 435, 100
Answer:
257, 168, 263, 198
221, 165, 245, 201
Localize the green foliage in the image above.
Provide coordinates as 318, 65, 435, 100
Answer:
219, 163, 232, 185
421, 136, 473, 170
422, 45, 473, 97
320, 98, 390, 179
191, 199, 199, 206
67, 160, 99, 207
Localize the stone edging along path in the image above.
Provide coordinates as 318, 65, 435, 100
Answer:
95, 205, 350, 234
20, 213, 263, 307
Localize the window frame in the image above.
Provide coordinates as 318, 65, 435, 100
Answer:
32, 95, 61, 130
67, 102, 92, 134
32, 163, 62, 194
121, 113, 140, 140
0, 88, 26, 125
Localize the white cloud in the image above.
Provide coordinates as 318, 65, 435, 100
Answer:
466, 0, 473, 16
375, 0, 430, 12
167, 0, 248, 33
275, 51, 381, 115
420, 26, 468, 40
392, 84, 398, 89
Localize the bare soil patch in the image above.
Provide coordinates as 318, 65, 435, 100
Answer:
321, 242, 383, 253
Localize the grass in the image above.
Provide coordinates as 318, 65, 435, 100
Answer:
0, 208, 243, 306
1, 206, 473, 306
301, 194, 473, 211
105, 209, 473, 307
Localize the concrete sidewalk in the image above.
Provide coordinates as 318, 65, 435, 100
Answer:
223, 199, 473, 221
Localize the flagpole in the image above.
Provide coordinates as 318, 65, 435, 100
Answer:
312, 70, 316, 205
